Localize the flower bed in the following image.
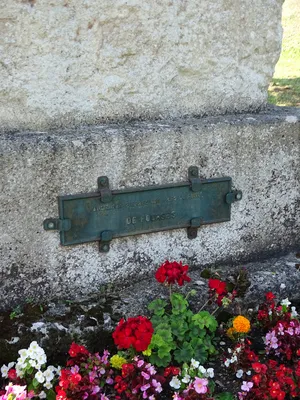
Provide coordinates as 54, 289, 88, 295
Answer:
1, 261, 299, 400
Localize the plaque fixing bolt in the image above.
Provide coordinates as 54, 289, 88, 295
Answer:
48, 222, 55, 229
99, 177, 108, 186
191, 168, 197, 177
235, 192, 242, 201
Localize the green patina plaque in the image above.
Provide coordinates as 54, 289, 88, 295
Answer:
44, 166, 242, 252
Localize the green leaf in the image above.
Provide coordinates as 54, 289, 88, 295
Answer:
192, 311, 218, 332
215, 392, 235, 400
170, 293, 188, 315
170, 316, 189, 340
174, 342, 194, 363
149, 352, 172, 367
150, 314, 169, 328
32, 378, 39, 388
190, 336, 203, 349
46, 389, 56, 400
193, 346, 208, 364
158, 345, 172, 358
200, 269, 212, 279
148, 299, 168, 316
208, 380, 216, 395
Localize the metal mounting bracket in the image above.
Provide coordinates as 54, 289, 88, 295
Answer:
43, 218, 71, 232
187, 217, 202, 239
99, 230, 113, 253
188, 166, 202, 192
98, 176, 112, 203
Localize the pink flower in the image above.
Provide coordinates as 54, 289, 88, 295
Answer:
145, 364, 156, 375
193, 377, 208, 394
241, 381, 253, 392
142, 371, 150, 380
173, 394, 183, 400
141, 383, 151, 392
152, 379, 162, 393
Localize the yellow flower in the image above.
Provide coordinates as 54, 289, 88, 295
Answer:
142, 347, 152, 356
226, 327, 236, 340
110, 354, 127, 369
233, 315, 250, 333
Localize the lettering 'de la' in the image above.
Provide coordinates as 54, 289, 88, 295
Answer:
44, 166, 242, 252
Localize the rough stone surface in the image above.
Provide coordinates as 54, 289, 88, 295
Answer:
114, 252, 300, 317
0, 0, 283, 132
0, 107, 299, 309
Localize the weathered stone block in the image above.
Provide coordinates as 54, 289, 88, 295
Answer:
0, 0, 283, 131
0, 107, 299, 309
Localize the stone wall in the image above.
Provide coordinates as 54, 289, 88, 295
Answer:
0, 107, 299, 309
0, 0, 283, 132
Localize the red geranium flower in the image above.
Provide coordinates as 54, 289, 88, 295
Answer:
266, 292, 276, 302
155, 260, 191, 286
113, 316, 154, 352
208, 279, 227, 295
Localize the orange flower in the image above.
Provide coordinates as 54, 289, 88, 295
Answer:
232, 315, 250, 333
226, 327, 236, 340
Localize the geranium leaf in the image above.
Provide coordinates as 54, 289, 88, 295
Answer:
193, 311, 218, 332
170, 293, 188, 315
148, 299, 167, 316
149, 352, 171, 367
174, 342, 194, 363
193, 346, 208, 364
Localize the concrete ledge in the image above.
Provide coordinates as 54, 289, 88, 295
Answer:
0, 107, 299, 309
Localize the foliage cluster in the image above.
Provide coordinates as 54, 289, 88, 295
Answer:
1, 260, 300, 400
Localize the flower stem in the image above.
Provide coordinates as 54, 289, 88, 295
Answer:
198, 298, 211, 312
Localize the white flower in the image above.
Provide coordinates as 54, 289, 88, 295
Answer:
36, 353, 47, 366
35, 370, 45, 384
291, 306, 298, 318
39, 391, 47, 399
206, 368, 214, 378
182, 374, 191, 383
29, 341, 42, 353
1, 362, 15, 378
281, 298, 291, 307
29, 359, 37, 368
198, 366, 206, 375
170, 376, 181, 389
236, 347, 241, 353
43, 368, 54, 382
227, 348, 232, 354
224, 359, 231, 367
190, 359, 200, 369
231, 355, 238, 363
15, 365, 24, 378
44, 381, 53, 390
246, 370, 252, 375
236, 369, 243, 379
18, 349, 28, 360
